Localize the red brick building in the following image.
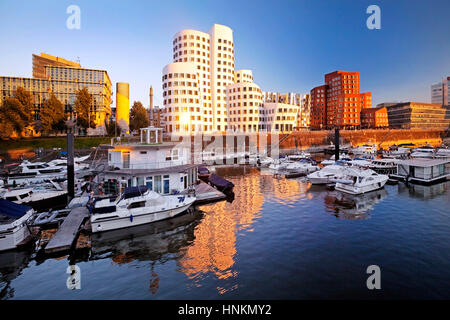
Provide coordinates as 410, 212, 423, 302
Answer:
310, 70, 371, 129
310, 85, 327, 129
360, 106, 389, 128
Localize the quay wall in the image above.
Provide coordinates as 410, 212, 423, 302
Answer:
276, 129, 446, 150
182, 129, 447, 152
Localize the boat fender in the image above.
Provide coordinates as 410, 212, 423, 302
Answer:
130, 214, 133, 222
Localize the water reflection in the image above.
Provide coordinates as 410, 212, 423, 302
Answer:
179, 167, 265, 293
324, 189, 388, 219
397, 181, 449, 200
88, 211, 204, 294
0, 247, 33, 299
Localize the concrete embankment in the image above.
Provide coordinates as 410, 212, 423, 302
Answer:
277, 129, 446, 150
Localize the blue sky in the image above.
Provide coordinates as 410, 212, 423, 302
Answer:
0, 0, 449, 107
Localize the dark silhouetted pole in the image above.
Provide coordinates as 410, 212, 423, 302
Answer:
334, 128, 340, 161
66, 119, 75, 202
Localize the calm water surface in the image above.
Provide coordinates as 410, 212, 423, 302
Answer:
1, 166, 449, 299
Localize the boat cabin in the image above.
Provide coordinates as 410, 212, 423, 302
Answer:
103, 127, 198, 195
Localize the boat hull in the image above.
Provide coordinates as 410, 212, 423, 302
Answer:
90, 202, 194, 233
0, 223, 31, 252
335, 179, 387, 195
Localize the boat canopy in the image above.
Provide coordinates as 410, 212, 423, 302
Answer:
0, 199, 32, 219
208, 174, 234, 189
123, 186, 148, 199
198, 167, 210, 175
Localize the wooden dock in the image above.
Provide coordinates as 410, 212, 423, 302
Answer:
44, 207, 89, 254
192, 181, 227, 204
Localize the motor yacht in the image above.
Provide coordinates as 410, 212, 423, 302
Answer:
321, 153, 352, 166
90, 186, 196, 233
410, 146, 435, 159
434, 148, 450, 159
334, 167, 388, 195
285, 159, 320, 174
307, 164, 347, 185
0, 199, 35, 252
351, 143, 377, 159
0, 187, 67, 212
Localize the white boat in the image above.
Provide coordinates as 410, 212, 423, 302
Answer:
382, 145, 411, 159
6, 160, 66, 184
351, 143, 377, 159
257, 157, 275, 167
0, 199, 35, 252
307, 164, 347, 185
90, 186, 196, 233
347, 159, 372, 168
1, 187, 67, 212
47, 158, 90, 171
268, 158, 289, 171
334, 167, 388, 195
285, 159, 320, 174
434, 148, 450, 159
369, 159, 401, 174
239, 154, 259, 165
410, 146, 435, 159
321, 153, 352, 166
287, 151, 311, 161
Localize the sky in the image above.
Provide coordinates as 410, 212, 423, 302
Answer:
0, 0, 449, 108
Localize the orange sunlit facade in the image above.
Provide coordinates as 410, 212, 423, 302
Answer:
360, 106, 389, 128
310, 70, 371, 129
310, 85, 327, 129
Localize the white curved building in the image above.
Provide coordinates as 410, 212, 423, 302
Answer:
162, 24, 235, 134
162, 63, 204, 133
227, 70, 263, 132
161, 23, 306, 135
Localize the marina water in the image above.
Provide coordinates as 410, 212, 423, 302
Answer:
1, 166, 449, 299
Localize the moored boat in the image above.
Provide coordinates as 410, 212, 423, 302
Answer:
0, 199, 35, 252
90, 186, 196, 233
334, 168, 388, 195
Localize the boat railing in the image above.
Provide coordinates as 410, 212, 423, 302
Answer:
108, 160, 189, 170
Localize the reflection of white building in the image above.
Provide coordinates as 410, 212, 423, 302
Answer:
103, 127, 198, 194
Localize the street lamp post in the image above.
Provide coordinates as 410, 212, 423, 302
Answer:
65, 117, 76, 202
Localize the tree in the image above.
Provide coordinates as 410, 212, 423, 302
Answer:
0, 87, 34, 139
74, 87, 95, 132
40, 94, 66, 134
14, 87, 34, 117
129, 101, 149, 132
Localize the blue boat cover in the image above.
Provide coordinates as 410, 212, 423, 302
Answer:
0, 199, 32, 219
198, 167, 210, 174
123, 186, 148, 199
208, 174, 234, 189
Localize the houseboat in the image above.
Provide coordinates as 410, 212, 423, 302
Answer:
101, 127, 199, 196
390, 159, 450, 185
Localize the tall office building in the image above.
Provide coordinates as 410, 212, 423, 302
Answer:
431, 76, 449, 106
32, 53, 81, 79
310, 71, 371, 129
0, 53, 112, 134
